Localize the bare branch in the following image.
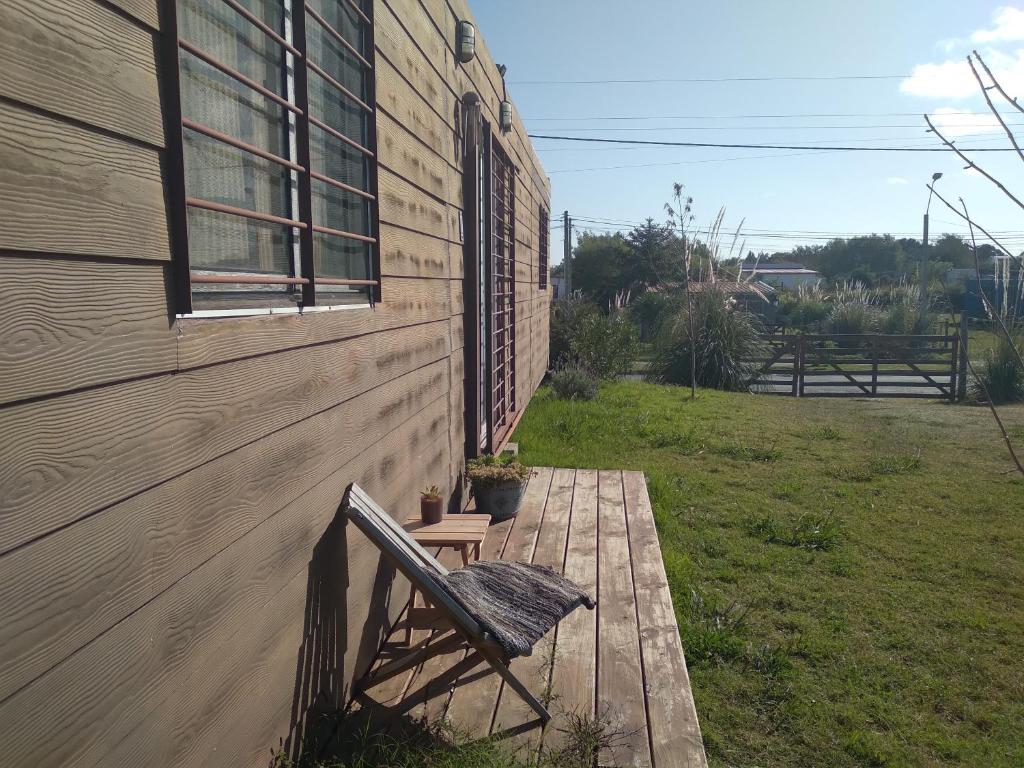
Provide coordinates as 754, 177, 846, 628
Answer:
974, 49, 1024, 116
926, 183, 1023, 269
924, 114, 1024, 212
964, 351, 1024, 476
968, 53, 1024, 165
961, 195, 1024, 374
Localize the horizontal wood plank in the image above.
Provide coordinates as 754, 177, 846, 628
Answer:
623, 471, 708, 768
0, 360, 448, 702
0, 0, 163, 147
377, 109, 459, 207
490, 468, 574, 750
0, 320, 450, 555
597, 470, 652, 767
380, 226, 450, 279
0, 392, 450, 768
0, 101, 169, 261
543, 469, 598, 753
104, 0, 160, 29
176, 276, 449, 369
379, 168, 458, 242
444, 467, 552, 733
0, 256, 176, 405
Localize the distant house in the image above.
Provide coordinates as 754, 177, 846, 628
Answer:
551, 274, 566, 300
740, 261, 822, 289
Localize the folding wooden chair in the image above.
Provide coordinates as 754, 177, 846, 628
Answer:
343, 483, 553, 722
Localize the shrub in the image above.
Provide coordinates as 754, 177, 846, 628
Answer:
826, 280, 878, 335
629, 291, 682, 341
550, 364, 599, 401
466, 454, 531, 489
649, 286, 765, 391
971, 334, 1024, 404
549, 297, 596, 370
549, 298, 639, 378
776, 284, 829, 331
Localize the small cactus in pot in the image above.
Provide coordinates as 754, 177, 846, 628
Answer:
420, 485, 444, 525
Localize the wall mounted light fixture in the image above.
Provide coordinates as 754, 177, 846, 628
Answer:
499, 100, 513, 133
456, 20, 476, 63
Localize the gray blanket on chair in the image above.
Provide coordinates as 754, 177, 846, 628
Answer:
440, 560, 596, 658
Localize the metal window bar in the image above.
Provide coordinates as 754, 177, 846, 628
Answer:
538, 207, 549, 289
344, 0, 371, 25
178, 39, 304, 115
308, 115, 374, 156
306, 60, 373, 113
168, 0, 381, 308
190, 273, 310, 285
304, 3, 373, 69
221, 0, 303, 57
490, 137, 517, 438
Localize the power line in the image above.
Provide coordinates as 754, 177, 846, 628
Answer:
510, 74, 909, 85
525, 111, 1002, 121
543, 148, 913, 173
528, 134, 1017, 152
526, 123, 1019, 132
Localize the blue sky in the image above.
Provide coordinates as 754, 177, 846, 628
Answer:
469, 1, 1024, 262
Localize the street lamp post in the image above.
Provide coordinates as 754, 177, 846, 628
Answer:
920, 172, 943, 325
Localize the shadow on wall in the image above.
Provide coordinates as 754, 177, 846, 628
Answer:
281, 506, 399, 764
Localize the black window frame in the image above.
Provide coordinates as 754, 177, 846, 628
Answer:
538, 205, 549, 289
161, 0, 382, 316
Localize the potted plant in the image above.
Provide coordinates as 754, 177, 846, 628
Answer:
420, 485, 444, 525
467, 455, 532, 521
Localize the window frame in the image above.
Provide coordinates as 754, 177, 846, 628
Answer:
162, 0, 382, 318
538, 205, 549, 289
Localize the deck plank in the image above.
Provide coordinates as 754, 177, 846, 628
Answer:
402, 511, 517, 724
542, 469, 599, 755
623, 471, 707, 767
597, 470, 653, 767
442, 467, 552, 732
490, 468, 576, 752
352, 467, 704, 765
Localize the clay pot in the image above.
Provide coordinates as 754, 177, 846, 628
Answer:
420, 495, 444, 525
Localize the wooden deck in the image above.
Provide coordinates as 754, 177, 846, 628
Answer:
356, 468, 707, 767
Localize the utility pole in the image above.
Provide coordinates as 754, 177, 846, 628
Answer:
563, 210, 572, 295
920, 172, 943, 327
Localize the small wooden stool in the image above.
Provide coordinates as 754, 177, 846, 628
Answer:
401, 514, 490, 643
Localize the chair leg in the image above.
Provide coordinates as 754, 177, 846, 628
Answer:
477, 646, 551, 723
365, 632, 467, 689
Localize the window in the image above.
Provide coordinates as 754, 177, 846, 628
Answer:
538, 206, 549, 289
165, 0, 379, 314
490, 138, 516, 443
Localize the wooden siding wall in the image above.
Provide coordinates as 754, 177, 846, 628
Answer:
0, 0, 550, 766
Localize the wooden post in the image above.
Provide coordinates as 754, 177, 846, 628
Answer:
946, 333, 954, 403
958, 313, 969, 401
871, 336, 879, 397
790, 337, 800, 397
563, 210, 572, 295
797, 336, 806, 397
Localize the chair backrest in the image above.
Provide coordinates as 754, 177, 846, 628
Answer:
343, 484, 484, 641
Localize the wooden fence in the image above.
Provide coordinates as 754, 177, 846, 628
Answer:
749, 333, 963, 399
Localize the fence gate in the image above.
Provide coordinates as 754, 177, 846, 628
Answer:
749, 333, 961, 399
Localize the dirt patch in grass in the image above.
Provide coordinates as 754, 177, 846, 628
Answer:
514, 382, 1024, 767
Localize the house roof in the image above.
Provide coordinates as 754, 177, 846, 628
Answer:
689, 281, 773, 299
740, 261, 807, 271
746, 267, 820, 276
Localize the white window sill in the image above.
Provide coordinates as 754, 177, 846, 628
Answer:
177, 302, 372, 320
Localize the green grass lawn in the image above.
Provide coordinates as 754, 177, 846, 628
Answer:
512, 382, 1024, 768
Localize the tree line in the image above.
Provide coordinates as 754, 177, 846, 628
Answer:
556, 223, 1005, 308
